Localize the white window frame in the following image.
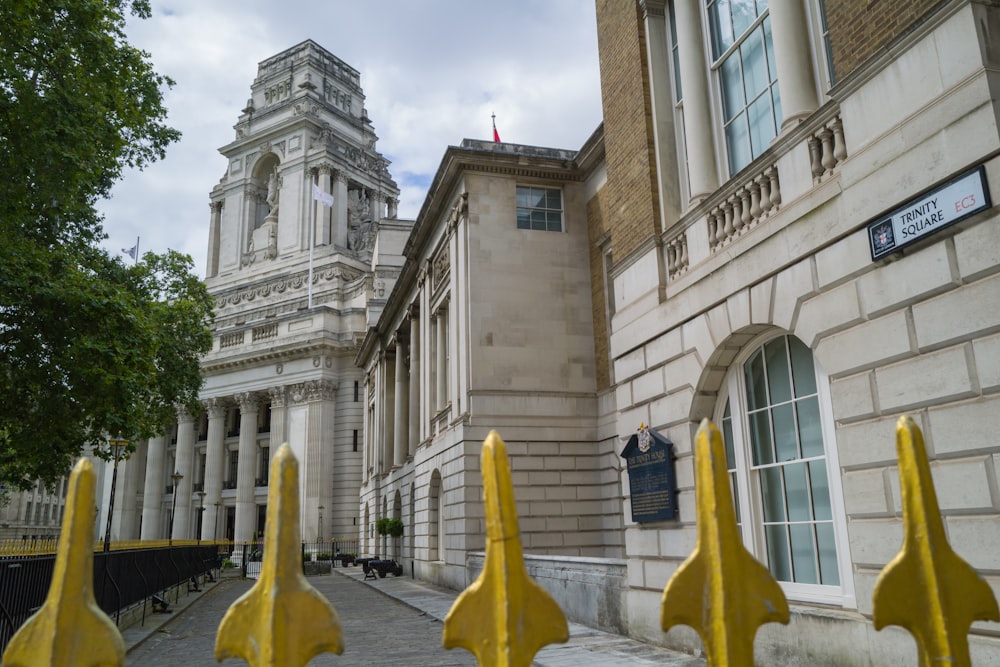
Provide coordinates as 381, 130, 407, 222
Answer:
705, 0, 781, 177
716, 331, 855, 608
515, 185, 563, 232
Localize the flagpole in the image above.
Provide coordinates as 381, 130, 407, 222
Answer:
134, 236, 139, 265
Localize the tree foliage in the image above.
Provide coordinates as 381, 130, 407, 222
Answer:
0, 1, 212, 490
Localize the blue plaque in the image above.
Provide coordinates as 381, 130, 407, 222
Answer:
621, 425, 677, 522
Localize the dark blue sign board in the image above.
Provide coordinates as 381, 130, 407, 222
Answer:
621, 427, 677, 523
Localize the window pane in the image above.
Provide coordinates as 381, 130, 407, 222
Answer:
764, 16, 776, 85
708, 0, 735, 59
764, 337, 791, 404
797, 397, 824, 458
546, 212, 562, 232
517, 210, 530, 229
720, 56, 745, 122
765, 524, 791, 581
745, 348, 766, 412
789, 336, 817, 397
760, 466, 785, 521
809, 460, 832, 521
789, 524, 819, 584
731, 0, 758, 37
531, 188, 545, 208
546, 190, 562, 209
531, 210, 545, 230
749, 410, 774, 465
747, 92, 776, 158
726, 113, 751, 174
516, 188, 529, 208
722, 401, 736, 468
772, 403, 797, 462
740, 28, 768, 100
816, 522, 840, 585
784, 462, 810, 521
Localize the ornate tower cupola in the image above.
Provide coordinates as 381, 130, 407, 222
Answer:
206, 39, 400, 282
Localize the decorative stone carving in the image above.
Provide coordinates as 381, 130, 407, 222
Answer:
268, 386, 287, 408
288, 380, 337, 404
347, 189, 377, 253
234, 391, 260, 413
204, 397, 228, 420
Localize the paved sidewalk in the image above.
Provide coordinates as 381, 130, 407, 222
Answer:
123, 567, 704, 666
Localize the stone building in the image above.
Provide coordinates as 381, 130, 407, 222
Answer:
355, 137, 621, 600
359, 0, 1000, 663
106, 40, 407, 546
590, 0, 1000, 663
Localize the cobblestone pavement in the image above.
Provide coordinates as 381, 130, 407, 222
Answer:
125, 568, 704, 666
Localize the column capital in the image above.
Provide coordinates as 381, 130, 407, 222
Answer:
268, 386, 287, 408
234, 391, 261, 413
289, 380, 337, 404
639, 0, 666, 19
203, 397, 228, 419
176, 405, 196, 423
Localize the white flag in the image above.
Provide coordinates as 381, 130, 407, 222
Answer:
122, 244, 137, 259
312, 183, 334, 207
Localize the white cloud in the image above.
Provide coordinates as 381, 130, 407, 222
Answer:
98, 1, 603, 276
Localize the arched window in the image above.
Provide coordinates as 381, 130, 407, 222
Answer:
717, 333, 852, 604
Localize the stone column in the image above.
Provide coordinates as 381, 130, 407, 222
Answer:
117, 438, 148, 539
436, 308, 447, 410
268, 386, 288, 455
207, 201, 222, 278
388, 198, 398, 218
381, 352, 395, 473
769, 2, 819, 129
641, 0, 682, 224
289, 381, 336, 541
234, 392, 260, 543
172, 407, 196, 540
675, 0, 719, 199
332, 169, 348, 248
140, 435, 166, 540
201, 398, 227, 541
408, 311, 420, 458
316, 165, 332, 246
372, 192, 385, 222
394, 336, 408, 468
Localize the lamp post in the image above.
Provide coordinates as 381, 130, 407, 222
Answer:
103, 433, 129, 552
169, 471, 183, 545
318, 505, 324, 543
197, 491, 206, 544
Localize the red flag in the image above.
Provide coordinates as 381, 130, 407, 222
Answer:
492, 113, 501, 143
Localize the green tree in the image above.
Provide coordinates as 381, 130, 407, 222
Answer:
0, 1, 212, 489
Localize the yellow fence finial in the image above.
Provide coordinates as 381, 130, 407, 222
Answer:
872, 416, 999, 666
2, 458, 125, 667
661, 418, 789, 666
443, 430, 569, 666
214, 443, 343, 666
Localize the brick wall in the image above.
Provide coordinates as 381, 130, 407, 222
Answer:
594, 0, 660, 261
587, 189, 610, 390
825, 0, 946, 82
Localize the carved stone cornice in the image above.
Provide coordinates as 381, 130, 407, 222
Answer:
639, 0, 666, 19
214, 266, 363, 309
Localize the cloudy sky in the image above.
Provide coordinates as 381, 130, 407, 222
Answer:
97, 0, 604, 277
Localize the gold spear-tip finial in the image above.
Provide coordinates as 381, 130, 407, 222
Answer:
661, 419, 789, 666
872, 416, 999, 666
443, 430, 569, 666
214, 443, 343, 666
2, 458, 125, 667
